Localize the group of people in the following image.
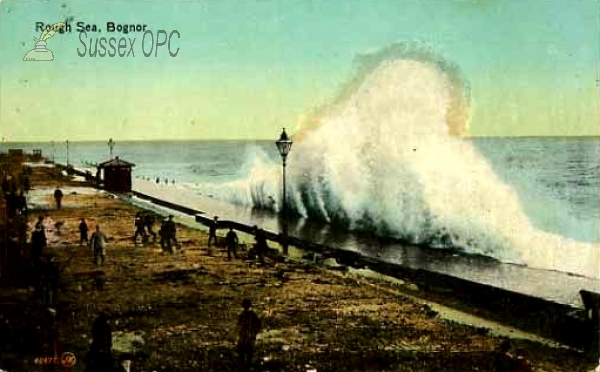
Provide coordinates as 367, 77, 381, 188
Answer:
208, 216, 269, 264
133, 211, 157, 246
133, 211, 177, 253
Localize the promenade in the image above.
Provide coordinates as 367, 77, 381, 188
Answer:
0, 164, 592, 372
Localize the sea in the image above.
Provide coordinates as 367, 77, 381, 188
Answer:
2, 137, 599, 275
2, 58, 599, 305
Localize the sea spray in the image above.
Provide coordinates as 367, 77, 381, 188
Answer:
192, 44, 600, 279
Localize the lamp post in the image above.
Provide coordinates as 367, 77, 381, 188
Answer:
275, 128, 293, 255
108, 138, 115, 158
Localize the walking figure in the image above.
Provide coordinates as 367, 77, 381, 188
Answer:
143, 212, 157, 243
79, 218, 89, 246
226, 227, 239, 261
208, 216, 219, 247
91, 225, 108, 266
133, 212, 147, 246
252, 226, 267, 265
236, 299, 261, 372
53, 187, 63, 209
162, 215, 177, 253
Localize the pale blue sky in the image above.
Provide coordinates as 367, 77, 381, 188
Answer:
1, 0, 598, 141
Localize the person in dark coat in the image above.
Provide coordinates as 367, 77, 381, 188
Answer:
53, 188, 63, 209
208, 216, 219, 247
79, 218, 89, 246
253, 226, 267, 265
86, 313, 113, 372
143, 212, 157, 243
133, 212, 147, 246
226, 228, 239, 261
236, 299, 261, 372
163, 215, 177, 253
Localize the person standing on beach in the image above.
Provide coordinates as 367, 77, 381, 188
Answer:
226, 227, 239, 261
31, 215, 47, 272
236, 299, 261, 372
143, 212, 157, 243
53, 187, 63, 209
79, 218, 89, 246
90, 225, 108, 266
133, 212, 147, 246
86, 313, 113, 372
208, 216, 219, 247
163, 215, 177, 253
253, 226, 267, 265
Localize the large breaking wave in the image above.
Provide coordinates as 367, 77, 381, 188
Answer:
193, 44, 600, 279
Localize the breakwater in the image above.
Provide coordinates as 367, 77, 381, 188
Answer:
56, 162, 599, 353
131, 188, 592, 350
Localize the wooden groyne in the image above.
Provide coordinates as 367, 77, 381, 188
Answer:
59, 162, 599, 355
131, 190, 206, 216
133, 189, 591, 349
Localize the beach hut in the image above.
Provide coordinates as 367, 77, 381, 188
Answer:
32, 149, 42, 161
97, 156, 135, 192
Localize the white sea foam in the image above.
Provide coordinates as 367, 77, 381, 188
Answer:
191, 47, 600, 279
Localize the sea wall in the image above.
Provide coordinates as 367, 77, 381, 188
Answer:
194, 214, 592, 351
61, 169, 596, 353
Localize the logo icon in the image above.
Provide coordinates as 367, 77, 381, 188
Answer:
60, 352, 76, 368
23, 22, 66, 61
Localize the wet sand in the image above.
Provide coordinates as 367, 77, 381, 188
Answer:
0, 165, 595, 372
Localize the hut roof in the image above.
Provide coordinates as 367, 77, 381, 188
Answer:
97, 156, 135, 169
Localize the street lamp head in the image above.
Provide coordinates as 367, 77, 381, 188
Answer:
275, 128, 293, 159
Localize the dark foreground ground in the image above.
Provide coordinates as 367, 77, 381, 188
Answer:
0, 165, 596, 372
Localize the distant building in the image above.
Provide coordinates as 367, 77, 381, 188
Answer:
8, 149, 23, 161
96, 156, 135, 192
32, 149, 42, 161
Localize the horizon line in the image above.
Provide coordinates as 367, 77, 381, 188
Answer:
0, 138, 279, 144
2, 134, 600, 143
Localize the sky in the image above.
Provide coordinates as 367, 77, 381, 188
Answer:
0, 0, 599, 141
